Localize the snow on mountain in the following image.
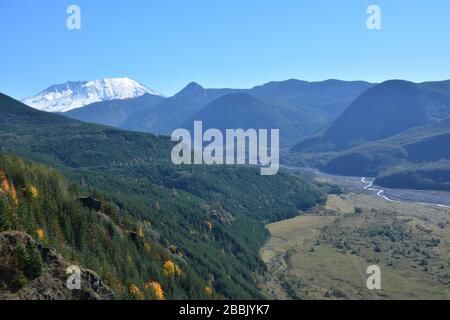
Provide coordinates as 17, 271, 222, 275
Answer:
22, 78, 163, 112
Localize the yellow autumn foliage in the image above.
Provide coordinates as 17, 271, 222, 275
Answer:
144, 242, 152, 254
205, 287, 213, 296
10, 186, 19, 205
29, 185, 39, 199
36, 228, 46, 242
1, 178, 11, 193
129, 284, 145, 300
137, 227, 144, 239
1, 179, 19, 205
145, 281, 165, 300
163, 260, 181, 277
205, 221, 213, 231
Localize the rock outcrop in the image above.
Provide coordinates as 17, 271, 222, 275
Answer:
0, 231, 115, 300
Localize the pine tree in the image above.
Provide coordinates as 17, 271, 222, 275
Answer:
15, 244, 43, 280
0, 199, 17, 231
24, 247, 43, 279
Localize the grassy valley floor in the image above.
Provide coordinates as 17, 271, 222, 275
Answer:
260, 193, 450, 300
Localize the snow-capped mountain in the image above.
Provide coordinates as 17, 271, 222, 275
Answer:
22, 77, 163, 112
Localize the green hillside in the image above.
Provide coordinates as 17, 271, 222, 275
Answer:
288, 80, 450, 190
249, 79, 373, 118
0, 151, 213, 299
65, 93, 165, 127
292, 80, 450, 153
375, 161, 450, 191
65, 79, 373, 148
0, 92, 324, 299
120, 83, 239, 134
181, 92, 323, 147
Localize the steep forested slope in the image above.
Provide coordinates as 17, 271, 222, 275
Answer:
0, 152, 208, 300
0, 92, 324, 299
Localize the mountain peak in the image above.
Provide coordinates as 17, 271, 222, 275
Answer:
22, 77, 163, 112
175, 82, 205, 97
186, 82, 204, 90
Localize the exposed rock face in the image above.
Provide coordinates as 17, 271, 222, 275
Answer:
0, 231, 115, 300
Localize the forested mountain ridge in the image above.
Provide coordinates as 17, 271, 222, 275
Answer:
248, 79, 373, 118
0, 92, 325, 299
180, 92, 319, 147
63, 79, 373, 147
288, 80, 450, 190
120, 82, 241, 134
292, 80, 450, 153
65, 93, 165, 128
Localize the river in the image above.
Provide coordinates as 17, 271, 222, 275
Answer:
284, 166, 450, 209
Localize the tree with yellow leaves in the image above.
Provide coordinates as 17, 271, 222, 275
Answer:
1, 178, 11, 193
129, 284, 145, 300
205, 221, 213, 231
28, 185, 39, 199
36, 228, 46, 242
137, 227, 144, 239
205, 287, 213, 296
1, 178, 19, 205
144, 242, 152, 254
163, 260, 181, 277
145, 281, 165, 300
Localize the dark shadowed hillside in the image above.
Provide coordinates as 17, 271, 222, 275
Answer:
249, 79, 373, 118
292, 80, 450, 153
65, 93, 165, 127
63, 79, 373, 146
120, 82, 240, 134
181, 92, 322, 147
288, 80, 450, 190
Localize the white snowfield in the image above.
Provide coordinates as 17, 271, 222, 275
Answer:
22, 77, 162, 113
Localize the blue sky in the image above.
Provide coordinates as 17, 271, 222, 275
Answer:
1, 0, 450, 99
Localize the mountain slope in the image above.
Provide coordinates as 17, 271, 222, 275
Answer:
121, 82, 240, 134
65, 79, 373, 142
288, 80, 450, 190
320, 117, 450, 176
292, 80, 450, 153
0, 231, 115, 300
0, 151, 207, 300
249, 79, 374, 118
181, 92, 321, 147
22, 78, 162, 112
115, 80, 373, 136
65, 93, 165, 127
0, 92, 324, 299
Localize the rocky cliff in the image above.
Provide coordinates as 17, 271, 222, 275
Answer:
0, 231, 115, 300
